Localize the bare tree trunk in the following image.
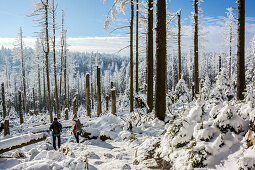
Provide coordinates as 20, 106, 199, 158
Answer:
33, 88, 37, 115
97, 67, 102, 116
73, 96, 77, 116
111, 89, 116, 115
193, 0, 199, 95
219, 55, 222, 73
18, 90, 24, 124
155, 0, 166, 121
59, 10, 65, 112
135, 0, 139, 94
37, 62, 41, 113
43, 65, 47, 112
178, 11, 182, 81
130, 0, 134, 112
20, 28, 28, 115
237, 0, 245, 100
106, 95, 109, 111
64, 30, 68, 111
172, 50, 175, 91
229, 26, 232, 78
2, 83, 7, 118
4, 119, 10, 136
147, 0, 153, 113
44, 0, 53, 122
86, 74, 91, 117
52, 0, 60, 119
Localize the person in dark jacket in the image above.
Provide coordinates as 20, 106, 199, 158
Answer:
49, 118, 62, 150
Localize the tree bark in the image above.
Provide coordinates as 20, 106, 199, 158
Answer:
219, 55, 222, 73
178, 11, 182, 81
2, 83, 7, 118
97, 67, 102, 116
130, 0, 134, 112
20, 28, 28, 116
135, 0, 139, 94
155, 0, 166, 121
193, 0, 199, 94
237, 0, 245, 100
111, 89, 116, 115
86, 74, 91, 117
18, 90, 24, 124
52, 0, 60, 119
43, 0, 53, 122
4, 119, 10, 136
147, 0, 154, 113
33, 88, 37, 115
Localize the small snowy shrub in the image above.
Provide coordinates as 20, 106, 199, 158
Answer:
188, 145, 208, 168
173, 78, 191, 103
213, 104, 247, 134
210, 68, 234, 102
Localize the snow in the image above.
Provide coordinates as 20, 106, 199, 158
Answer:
0, 133, 45, 151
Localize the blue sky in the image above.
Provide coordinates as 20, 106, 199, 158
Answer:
0, 0, 254, 54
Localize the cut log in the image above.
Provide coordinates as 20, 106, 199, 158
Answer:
0, 133, 46, 154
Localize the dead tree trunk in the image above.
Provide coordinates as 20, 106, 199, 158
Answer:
193, 0, 199, 95
33, 88, 37, 115
155, 0, 166, 121
236, 0, 245, 100
97, 67, 102, 116
59, 10, 65, 112
178, 10, 182, 81
219, 55, 222, 73
2, 83, 6, 118
19, 28, 28, 116
52, 0, 60, 119
111, 89, 116, 115
43, 0, 53, 122
73, 96, 77, 117
130, 0, 134, 113
18, 90, 24, 124
4, 119, 10, 136
135, 0, 139, 94
106, 95, 109, 111
147, 0, 154, 113
86, 74, 91, 117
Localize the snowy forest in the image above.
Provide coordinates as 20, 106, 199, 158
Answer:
0, 0, 255, 169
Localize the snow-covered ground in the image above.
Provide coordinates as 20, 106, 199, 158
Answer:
1, 81, 255, 170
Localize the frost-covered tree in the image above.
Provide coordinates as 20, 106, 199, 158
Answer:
224, 7, 235, 79
210, 68, 234, 102
30, 0, 53, 122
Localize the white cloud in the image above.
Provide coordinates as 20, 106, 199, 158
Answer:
0, 36, 130, 55
0, 16, 254, 56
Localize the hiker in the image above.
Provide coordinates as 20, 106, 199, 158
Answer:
72, 116, 82, 143
49, 118, 62, 150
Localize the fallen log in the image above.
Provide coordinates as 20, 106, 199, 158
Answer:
0, 133, 47, 154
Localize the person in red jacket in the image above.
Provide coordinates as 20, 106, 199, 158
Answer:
72, 116, 82, 143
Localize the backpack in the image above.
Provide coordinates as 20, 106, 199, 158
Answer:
53, 124, 60, 134
75, 120, 82, 132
